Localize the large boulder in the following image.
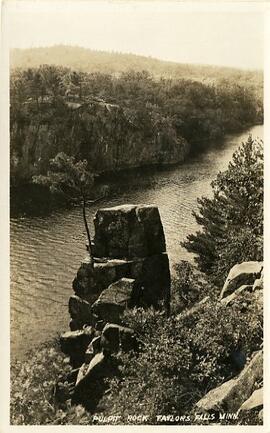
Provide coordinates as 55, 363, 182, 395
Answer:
219, 262, 263, 300
239, 388, 263, 412
101, 323, 138, 353
72, 257, 130, 302
220, 285, 252, 307
60, 326, 98, 366
93, 204, 166, 259
69, 295, 95, 329
85, 336, 102, 363
195, 350, 263, 412
73, 352, 117, 406
91, 278, 137, 324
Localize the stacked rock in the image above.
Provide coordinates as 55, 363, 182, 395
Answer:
58, 204, 170, 406
70, 204, 171, 330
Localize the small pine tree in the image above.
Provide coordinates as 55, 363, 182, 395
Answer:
33, 152, 95, 264
182, 135, 263, 283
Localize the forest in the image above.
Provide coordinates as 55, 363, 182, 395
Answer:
10, 62, 263, 197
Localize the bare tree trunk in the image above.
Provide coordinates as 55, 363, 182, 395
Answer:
82, 197, 93, 265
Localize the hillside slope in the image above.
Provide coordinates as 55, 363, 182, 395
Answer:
10, 45, 263, 90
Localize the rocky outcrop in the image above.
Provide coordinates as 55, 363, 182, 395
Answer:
91, 278, 137, 324
239, 388, 263, 412
58, 319, 139, 407
219, 261, 263, 300
219, 261, 263, 315
57, 215, 263, 421
195, 350, 263, 413
60, 326, 100, 367
93, 204, 166, 259
72, 258, 130, 302
57, 203, 169, 408
72, 204, 171, 321
193, 260, 264, 422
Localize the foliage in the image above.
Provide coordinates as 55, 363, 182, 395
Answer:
11, 341, 80, 425
10, 46, 263, 101
170, 260, 213, 313
10, 341, 108, 425
33, 152, 94, 259
33, 152, 94, 200
103, 294, 262, 424
10, 65, 263, 189
182, 136, 263, 283
10, 290, 262, 425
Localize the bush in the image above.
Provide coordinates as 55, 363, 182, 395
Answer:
10, 341, 93, 425
171, 260, 214, 314
10, 290, 262, 425
182, 136, 263, 284
104, 294, 263, 424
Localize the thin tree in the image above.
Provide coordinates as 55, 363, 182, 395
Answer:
33, 152, 95, 265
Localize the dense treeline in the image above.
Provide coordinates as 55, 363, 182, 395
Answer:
10, 64, 263, 192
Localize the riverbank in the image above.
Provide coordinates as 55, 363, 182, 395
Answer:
10, 122, 262, 218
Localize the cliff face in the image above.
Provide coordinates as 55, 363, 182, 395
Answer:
11, 64, 262, 188
10, 99, 190, 185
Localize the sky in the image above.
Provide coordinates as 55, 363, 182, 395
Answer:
4, 1, 265, 69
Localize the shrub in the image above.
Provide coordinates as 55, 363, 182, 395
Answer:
170, 260, 214, 314
104, 294, 262, 424
11, 290, 262, 425
182, 135, 263, 284
10, 341, 93, 425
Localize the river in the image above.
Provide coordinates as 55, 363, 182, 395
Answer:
10, 125, 263, 358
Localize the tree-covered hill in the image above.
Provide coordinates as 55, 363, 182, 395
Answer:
10, 47, 263, 214
10, 65, 263, 186
10, 45, 263, 93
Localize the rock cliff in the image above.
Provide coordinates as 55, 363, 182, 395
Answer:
10, 99, 189, 185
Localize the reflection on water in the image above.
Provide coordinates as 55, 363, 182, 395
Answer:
10, 125, 263, 358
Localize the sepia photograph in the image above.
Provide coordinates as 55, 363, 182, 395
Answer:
0, 0, 268, 428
